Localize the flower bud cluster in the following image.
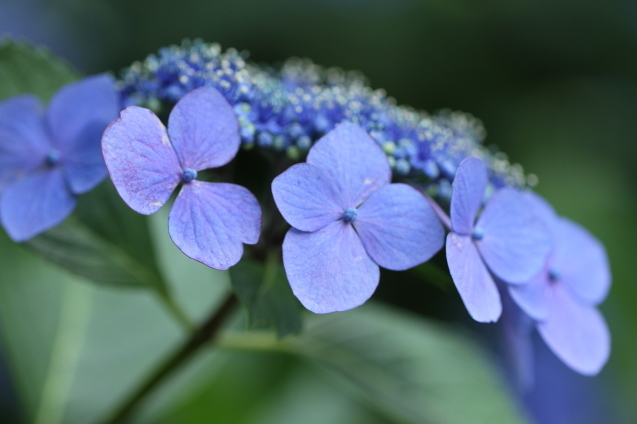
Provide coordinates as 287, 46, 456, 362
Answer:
119, 39, 529, 198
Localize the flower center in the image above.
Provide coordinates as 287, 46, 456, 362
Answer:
182, 168, 198, 182
45, 149, 60, 167
548, 269, 560, 283
343, 207, 358, 223
471, 227, 484, 241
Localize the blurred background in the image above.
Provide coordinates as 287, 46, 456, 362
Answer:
1, 0, 636, 423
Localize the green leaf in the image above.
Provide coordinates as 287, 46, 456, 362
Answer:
0, 220, 227, 424
0, 38, 78, 101
229, 256, 302, 338
25, 183, 167, 292
220, 304, 530, 424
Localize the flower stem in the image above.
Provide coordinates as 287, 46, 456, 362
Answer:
99, 293, 238, 424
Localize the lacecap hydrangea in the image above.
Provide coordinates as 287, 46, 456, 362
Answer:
0, 39, 611, 379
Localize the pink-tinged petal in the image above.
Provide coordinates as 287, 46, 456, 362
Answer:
47, 74, 119, 152
60, 121, 109, 194
446, 232, 501, 323
282, 221, 379, 313
101, 106, 182, 215
508, 269, 552, 321
354, 183, 444, 270
552, 218, 611, 305
1, 169, 75, 242
271, 163, 342, 232
167, 86, 240, 171
476, 188, 551, 284
0, 95, 50, 191
307, 122, 390, 208
537, 284, 610, 376
168, 181, 261, 270
450, 157, 487, 235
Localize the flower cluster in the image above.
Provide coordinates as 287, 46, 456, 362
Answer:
0, 40, 611, 379
118, 39, 529, 197
0, 75, 119, 241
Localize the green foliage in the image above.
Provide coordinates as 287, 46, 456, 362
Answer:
219, 305, 529, 424
25, 183, 167, 292
0, 39, 77, 101
0, 223, 227, 424
229, 257, 302, 338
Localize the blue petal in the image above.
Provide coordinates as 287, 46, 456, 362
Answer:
551, 218, 611, 305
1, 169, 76, 242
47, 74, 119, 152
354, 183, 444, 270
450, 157, 487, 235
271, 163, 342, 232
307, 122, 391, 208
60, 121, 109, 194
476, 188, 552, 284
168, 181, 261, 270
537, 284, 610, 376
523, 191, 558, 232
0, 95, 50, 191
282, 221, 379, 313
507, 269, 552, 321
167, 86, 240, 171
102, 106, 182, 215
446, 232, 501, 322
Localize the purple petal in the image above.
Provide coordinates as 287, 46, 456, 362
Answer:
1, 169, 76, 242
508, 269, 552, 321
168, 181, 261, 270
354, 183, 444, 270
551, 218, 611, 305
0, 95, 50, 191
271, 163, 342, 232
476, 188, 551, 284
446, 232, 501, 322
60, 121, 109, 194
167, 86, 240, 171
537, 284, 610, 376
102, 106, 182, 215
450, 157, 487, 235
523, 191, 558, 232
282, 221, 379, 313
47, 74, 119, 152
307, 122, 391, 208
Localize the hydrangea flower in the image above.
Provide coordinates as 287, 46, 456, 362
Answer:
119, 40, 530, 192
508, 193, 610, 375
102, 86, 261, 270
272, 122, 444, 313
0, 74, 119, 241
446, 157, 551, 322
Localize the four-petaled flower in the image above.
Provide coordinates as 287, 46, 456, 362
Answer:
0, 74, 119, 241
508, 192, 611, 375
102, 86, 261, 270
446, 157, 551, 322
272, 122, 444, 313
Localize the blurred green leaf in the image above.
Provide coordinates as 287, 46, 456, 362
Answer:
0, 221, 227, 424
220, 304, 529, 424
0, 39, 77, 101
25, 183, 168, 293
229, 256, 302, 338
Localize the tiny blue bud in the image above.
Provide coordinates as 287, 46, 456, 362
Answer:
471, 227, 484, 241
182, 168, 198, 182
394, 158, 411, 176
45, 149, 61, 167
423, 160, 439, 179
296, 135, 311, 150
343, 207, 358, 223
548, 269, 561, 282
257, 132, 273, 147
